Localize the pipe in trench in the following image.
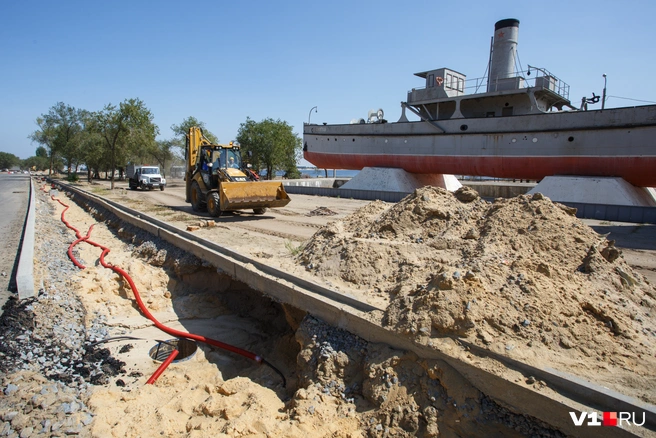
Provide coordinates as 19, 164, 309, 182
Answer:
49, 194, 286, 386
146, 349, 179, 384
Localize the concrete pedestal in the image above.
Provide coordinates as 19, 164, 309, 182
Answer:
527, 176, 656, 206
340, 167, 462, 192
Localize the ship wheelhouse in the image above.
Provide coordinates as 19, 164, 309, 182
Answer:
404, 66, 572, 122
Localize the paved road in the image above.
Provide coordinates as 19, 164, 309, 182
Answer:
0, 174, 31, 309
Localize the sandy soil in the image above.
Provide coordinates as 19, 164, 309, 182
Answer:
86, 179, 656, 400
21, 183, 368, 437
4, 178, 652, 437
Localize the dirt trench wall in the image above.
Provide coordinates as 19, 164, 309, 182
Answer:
293, 316, 566, 437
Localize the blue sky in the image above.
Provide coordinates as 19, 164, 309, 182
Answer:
1, 0, 655, 161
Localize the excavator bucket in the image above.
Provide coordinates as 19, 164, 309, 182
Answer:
218, 181, 291, 212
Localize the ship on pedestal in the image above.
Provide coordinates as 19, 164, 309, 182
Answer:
303, 19, 656, 190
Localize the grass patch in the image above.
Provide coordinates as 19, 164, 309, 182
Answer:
285, 240, 306, 256
170, 213, 191, 222
90, 186, 111, 195
144, 205, 169, 214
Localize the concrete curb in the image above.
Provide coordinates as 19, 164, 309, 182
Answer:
17, 177, 35, 299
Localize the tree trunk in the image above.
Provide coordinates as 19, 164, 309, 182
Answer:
110, 149, 115, 190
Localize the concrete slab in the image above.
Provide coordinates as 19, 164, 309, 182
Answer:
340, 167, 462, 192
528, 176, 656, 206
17, 178, 35, 299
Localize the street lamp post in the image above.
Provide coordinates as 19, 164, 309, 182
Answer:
602, 74, 607, 110
308, 106, 317, 124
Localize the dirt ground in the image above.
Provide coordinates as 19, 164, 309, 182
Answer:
3, 178, 654, 437
86, 179, 656, 400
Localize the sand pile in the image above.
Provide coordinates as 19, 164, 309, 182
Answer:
297, 187, 656, 402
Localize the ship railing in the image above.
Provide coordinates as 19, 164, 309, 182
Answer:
473, 68, 570, 100
409, 68, 570, 101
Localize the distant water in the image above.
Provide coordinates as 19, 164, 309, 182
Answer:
299, 169, 359, 178
265, 169, 513, 181
262, 169, 359, 178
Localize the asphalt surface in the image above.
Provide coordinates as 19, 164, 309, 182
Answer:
0, 174, 31, 309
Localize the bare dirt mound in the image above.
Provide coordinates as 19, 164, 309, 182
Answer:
293, 316, 564, 437
297, 187, 656, 403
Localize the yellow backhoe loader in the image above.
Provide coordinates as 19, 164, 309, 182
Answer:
185, 126, 290, 216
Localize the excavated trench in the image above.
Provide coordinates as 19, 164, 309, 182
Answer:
49, 188, 570, 437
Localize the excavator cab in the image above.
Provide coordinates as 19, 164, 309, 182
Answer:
185, 127, 290, 217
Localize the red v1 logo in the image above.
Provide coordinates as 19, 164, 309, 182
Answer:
570, 411, 645, 427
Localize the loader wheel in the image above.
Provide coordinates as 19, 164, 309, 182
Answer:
190, 181, 205, 212
207, 192, 222, 217
253, 207, 267, 215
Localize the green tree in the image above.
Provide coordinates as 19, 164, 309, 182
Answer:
236, 118, 301, 180
88, 98, 158, 189
77, 118, 106, 182
170, 117, 219, 165
22, 155, 50, 172
35, 146, 48, 157
130, 139, 175, 177
29, 114, 57, 175
171, 117, 219, 144
29, 102, 85, 176
0, 152, 20, 169
58, 106, 86, 175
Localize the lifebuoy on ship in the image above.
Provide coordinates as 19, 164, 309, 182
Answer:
436, 76, 444, 86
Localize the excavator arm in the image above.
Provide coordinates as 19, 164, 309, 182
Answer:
186, 127, 212, 176
185, 126, 215, 202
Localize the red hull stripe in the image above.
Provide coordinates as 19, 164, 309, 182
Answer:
304, 152, 656, 187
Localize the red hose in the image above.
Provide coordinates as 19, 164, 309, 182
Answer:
146, 349, 179, 384
50, 196, 264, 364
51, 195, 93, 269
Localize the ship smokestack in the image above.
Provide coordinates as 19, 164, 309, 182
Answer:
488, 18, 520, 92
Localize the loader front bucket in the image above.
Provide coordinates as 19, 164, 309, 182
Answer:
218, 181, 291, 212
